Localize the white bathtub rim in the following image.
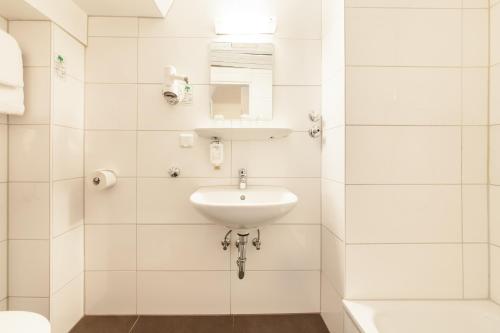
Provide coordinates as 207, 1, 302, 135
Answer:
342, 299, 500, 333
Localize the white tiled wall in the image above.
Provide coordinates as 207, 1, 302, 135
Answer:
343, 1, 489, 301
491, 0, 500, 304
321, 1, 490, 318
8, 21, 52, 316
84, 1, 322, 315
6, 21, 84, 331
0, 15, 8, 311
321, 0, 346, 332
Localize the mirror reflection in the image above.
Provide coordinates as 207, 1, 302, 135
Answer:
210, 42, 274, 121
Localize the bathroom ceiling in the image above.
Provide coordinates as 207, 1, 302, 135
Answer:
73, 0, 173, 17
0, 0, 47, 20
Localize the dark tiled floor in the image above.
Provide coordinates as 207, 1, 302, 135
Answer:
70, 314, 329, 333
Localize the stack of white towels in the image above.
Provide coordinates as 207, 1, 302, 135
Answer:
0, 29, 24, 115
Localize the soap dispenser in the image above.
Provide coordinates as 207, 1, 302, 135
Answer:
210, 138, 224, 168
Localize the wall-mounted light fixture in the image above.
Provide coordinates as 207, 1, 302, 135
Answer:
214, 16, 277, 35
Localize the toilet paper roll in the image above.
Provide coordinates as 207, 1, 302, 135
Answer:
92, 170, 117, 190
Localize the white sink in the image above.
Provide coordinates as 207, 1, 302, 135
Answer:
190, 186, 298, 230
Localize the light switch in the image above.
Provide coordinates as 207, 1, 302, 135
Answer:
179, 133, 194, 147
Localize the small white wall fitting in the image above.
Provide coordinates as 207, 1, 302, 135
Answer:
163, 65, 189, 105
179, 133, 194, 148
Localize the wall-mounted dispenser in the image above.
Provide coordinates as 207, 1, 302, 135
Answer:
163, 65, 190, 105
210, 137, 224, 168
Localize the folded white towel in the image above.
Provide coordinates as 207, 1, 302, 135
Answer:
0, 29, 25, 115
0, 85, 25, 115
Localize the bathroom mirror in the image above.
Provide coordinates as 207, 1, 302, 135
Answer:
210, 42, 274, 121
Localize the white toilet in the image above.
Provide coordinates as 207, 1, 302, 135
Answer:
0, 311, 51, 333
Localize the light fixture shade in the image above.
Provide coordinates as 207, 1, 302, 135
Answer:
214, 16, 277, 35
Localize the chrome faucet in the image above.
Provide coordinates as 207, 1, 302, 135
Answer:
239, 168, 247, 190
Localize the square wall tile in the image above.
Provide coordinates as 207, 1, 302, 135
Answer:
464, 0, 489, 7
346, 185, 461, 243
345, 0, 462, 7
86, 37, 138, 83
463, 185, 488, 243
9, 125, 50, 182
346, 8, 461, 66
0, 185, 6, 241
231, 271, 320, 314
320, 274, 344, 333
0, 125, 6, 182
232, 132, 321, 178
322, 179, 345, 239
50, 274, 84, 333
462, 9, 489, 67
9, 21, 51, 66
322, 73, 345, 129
85, 84, 138, 130
52, 126, 84, 180
85, 178, 136, 224
0, 242, 6, 300
9, 182, 50, 240
52, 24, 85, 81
463, 243, 488, 299
85, 271, 136, 315
137, 84, 210, 130
491, 126, 500, 185
346, 67, 461, 125
322, 127, 345, 182
463, 68, 488, 125
274, 87, 321, 131
9, 297, 50, 319
85, 131, 137, 177
51, 227, 84, 293
52, 75, 84, 129
8, 67, 51, 125
137, 225, 229, 271
346, 244, 462, 299
462, 126, 487, 184
230, 225, 320, 271
490, 186, 500, 246
137, 271, 230, 315
85, 225, 136, 271
89, 17, 138, 37
492, 4, 500, 65
274, 39, 321, 86
322, 228, 345, 296
137, 178, 230, 224
491, 65, 500, 125
491, 245, 500, 303
138, 37, 210, 84
137, 131, 231, 178
9, 240, 50, 297
85, 178, 137, 224
322, 6, 345, 78
346, 126, 461, 184
52, 178, 84, 237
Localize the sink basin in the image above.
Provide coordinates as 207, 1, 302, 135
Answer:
190, 186, 298, 230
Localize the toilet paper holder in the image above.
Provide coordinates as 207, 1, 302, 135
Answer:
91, 170, 117, 190
92, 176, 101, 185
